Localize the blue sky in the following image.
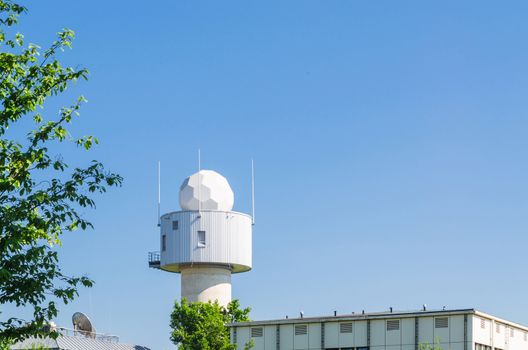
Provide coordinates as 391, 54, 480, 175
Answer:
4, 1, 528, 349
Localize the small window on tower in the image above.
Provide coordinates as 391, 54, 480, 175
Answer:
162, 235, 166, 251
198, 231, 206, 247
172, 220, 179, 230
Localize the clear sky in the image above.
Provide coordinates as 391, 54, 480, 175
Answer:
4, 1, 528, 349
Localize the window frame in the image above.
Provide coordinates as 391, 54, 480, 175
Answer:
197, 230, 206, 247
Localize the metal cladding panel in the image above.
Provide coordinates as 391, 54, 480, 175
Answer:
237, 327, 251, 349
401, 318, 415, 346
433, 317, 450, 343
280, 324, 294, 349
418, 317, 434, 345
354, 321, 368, 347
294, 332, 309, 349
386, 319, 401, 345
160, 210, 252, 272
308, 323, 321, 349
324, 322, 339, 348
264, 325, 277, 350
370, 320, 385, 346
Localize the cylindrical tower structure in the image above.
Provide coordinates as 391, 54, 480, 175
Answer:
154, 170, 252, 306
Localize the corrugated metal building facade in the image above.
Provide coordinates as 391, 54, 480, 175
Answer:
231, 309, 528, 350
159, 210, 252, 273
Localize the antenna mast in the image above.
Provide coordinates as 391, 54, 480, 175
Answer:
198, 149, 201, 213
157, 161, 161, 227
251, 159, 255, 225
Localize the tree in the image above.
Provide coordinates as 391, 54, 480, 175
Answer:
170, 299, 254, 350
419, 338, 444, 350
0, 0, 122, 345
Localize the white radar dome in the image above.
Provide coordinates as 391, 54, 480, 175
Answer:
179, 170, 234, 211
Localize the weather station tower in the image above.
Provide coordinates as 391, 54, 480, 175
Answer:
148, 164, 254, 307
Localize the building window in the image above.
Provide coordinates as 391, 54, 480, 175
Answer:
435, 317, 449, 329
197, 230, 206, 247
511, 328, 514, 337
480, 318, 486, 329
172, 220, 179, 230
340, 322, 353, 333
496, 324, 501, 333
475, 344, 492, 350
250, 327, 263, 338
295, 325, 307, 335
387, 320, 400, 331
162, 235, 166, 251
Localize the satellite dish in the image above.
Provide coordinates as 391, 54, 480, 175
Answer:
72, 312, 96, 339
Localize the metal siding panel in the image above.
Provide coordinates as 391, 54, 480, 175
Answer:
294, 332, 309, 349
281, 324, 294, 350
433, 317, 450, 343
354, 321, 368, 347
252, 330, 265, 350
238, 327, 251, 349
325, 322, 339, 348
401, 318, 415, 347
418, 317, 434, 345
160, 211, 252, 271
265, 325, 277, 350
339, 331, 354, 347
371, 320, 386, 346
386, 319, 401, 346
308, 323, 321, 349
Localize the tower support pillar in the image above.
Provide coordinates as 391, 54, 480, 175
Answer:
180, 265, 232, 307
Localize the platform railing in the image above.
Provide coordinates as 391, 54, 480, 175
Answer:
148, 251, 161, 268
55, 327, 119, 343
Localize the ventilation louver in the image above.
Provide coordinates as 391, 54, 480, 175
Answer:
295, 325, 308, 336
251, 327, 263, 338
387, 320, 400, 331
340, 323, 353, 333
435, 317, 449, 329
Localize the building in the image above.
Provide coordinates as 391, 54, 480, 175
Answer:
11, 327, 150, 350
231, 308, 528, 350
149, 169, 253, 307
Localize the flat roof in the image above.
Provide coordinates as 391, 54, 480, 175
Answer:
232, 308, 528, 332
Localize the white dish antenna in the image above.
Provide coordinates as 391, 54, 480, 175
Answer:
72, 312, 96, 339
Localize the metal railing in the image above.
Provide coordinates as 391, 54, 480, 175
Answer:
148, 251, 161, 268
55, 327, 119, 343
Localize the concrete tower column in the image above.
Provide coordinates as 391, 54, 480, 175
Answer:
180, 266, 232, 306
